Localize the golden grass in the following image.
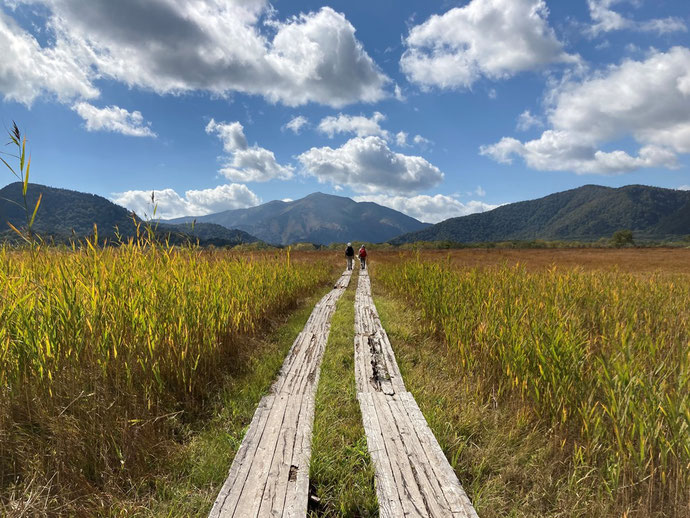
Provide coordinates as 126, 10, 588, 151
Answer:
0, 243, 334, 514
375, 247, 690, 274
373, 250, 689, 516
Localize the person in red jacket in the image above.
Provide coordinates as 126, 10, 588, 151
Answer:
358, 245, 367, 269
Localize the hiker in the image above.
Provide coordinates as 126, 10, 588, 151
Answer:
358, 245, 367, 269
345, 242, 355, 270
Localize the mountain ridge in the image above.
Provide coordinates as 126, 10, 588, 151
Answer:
390, 184, 690, 244
4, 182, 689, 247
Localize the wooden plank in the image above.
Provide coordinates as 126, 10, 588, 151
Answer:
277, 332, 318, 395
369, 334, 395, 395
232, 393, 291, 516
372, 392, 429, 517
354, 334, 369, 393
209, 395, 276, 518
358, 392, 404, 518
283, 392, 316, 517
272, 332, 313, 394
258, 394, 302, 517
386, 393, 453, 517
378, 330, 406, 394
399, 392, 479, 518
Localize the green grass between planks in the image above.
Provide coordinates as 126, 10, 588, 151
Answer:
308, 272, 378, 517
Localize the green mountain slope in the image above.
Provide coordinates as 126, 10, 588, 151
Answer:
0, 182, 258, 246
166, 192, 429, 245
390, 185, 690, 244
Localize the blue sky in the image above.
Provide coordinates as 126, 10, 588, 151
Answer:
1, 0, 689, 222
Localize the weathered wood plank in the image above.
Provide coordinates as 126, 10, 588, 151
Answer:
232, 393, 291, 516
283, 393, 315, 517
378, 330, 406, 394
358, 392, 404, 518
355, 269, 478, 518
209, 394, 276, 518
257, 394, 302, 517
399, 392, 479, 518
385, 393, 452, 517
372, 392, 429, 518
369, 333, 396, 395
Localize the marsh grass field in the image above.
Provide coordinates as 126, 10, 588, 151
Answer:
374, 249, 690, 517
0, 242, 335, 515
0, 245, 688, 516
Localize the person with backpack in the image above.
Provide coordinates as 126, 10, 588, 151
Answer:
358, 245, 367, 270
345, 242, 355, 270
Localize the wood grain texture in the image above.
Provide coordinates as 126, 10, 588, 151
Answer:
354, 271, 406, 395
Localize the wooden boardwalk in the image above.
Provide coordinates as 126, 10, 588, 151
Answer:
355, 269, 478, 518
209, 271, 352, 518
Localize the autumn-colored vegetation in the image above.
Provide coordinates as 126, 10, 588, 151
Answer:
374, 250, 690, 516
0, 243, 333, 513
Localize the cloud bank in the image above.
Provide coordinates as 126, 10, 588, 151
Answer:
354, 194, 497, 223
482, 47, 690, 174
113, 183, 260, 220
1, 1, 388, 108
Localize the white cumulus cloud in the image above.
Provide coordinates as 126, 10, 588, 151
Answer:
298, 136, 444, 194
206, 119, 294, 182
0, 9, 97, 105
112, 184, 261, 219
354, 194, 497, 223
482, 47, 690, 174
72, 102, 156, 137
1, 2, 389, 108
482, 132, 677, 174
400, 0, 578, 90
317, 111, 389, 139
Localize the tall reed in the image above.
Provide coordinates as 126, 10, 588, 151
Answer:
376, 257, 689, 514
0, 242, 332, 511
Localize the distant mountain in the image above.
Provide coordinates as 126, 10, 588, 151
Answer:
0, 182, 258, 246
165, 192, 429, 245
158, 222, 258, 246
390, 185, 690, 244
